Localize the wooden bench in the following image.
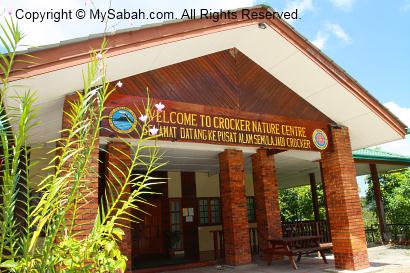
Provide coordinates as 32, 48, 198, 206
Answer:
264, 235, 333, 269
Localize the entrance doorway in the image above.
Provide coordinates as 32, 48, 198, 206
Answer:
134, 197, 164, 256
132, 171, 169, 265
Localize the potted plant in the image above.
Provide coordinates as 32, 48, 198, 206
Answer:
165, 231, 182, 257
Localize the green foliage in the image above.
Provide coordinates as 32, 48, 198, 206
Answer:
0, 14, 164, 272
360, 197, 378, 227
365, 169, 410, 223
279, 183, 326, 222
364, 168, 410, 238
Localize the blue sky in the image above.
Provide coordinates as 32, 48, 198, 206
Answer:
266, 0, 410, 106
1, 0, 409, 195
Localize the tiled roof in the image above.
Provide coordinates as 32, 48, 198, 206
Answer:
353, 148, 410, 163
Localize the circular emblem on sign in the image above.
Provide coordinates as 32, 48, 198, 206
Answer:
109, 107, 136, 133
312, 129, 328, 150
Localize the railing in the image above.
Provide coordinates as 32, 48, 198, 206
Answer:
365, 224, 381, 243
210, 228, 259, 261
365, 223, 410, 243
282, 220, 331, 243
210, 221, 331, 260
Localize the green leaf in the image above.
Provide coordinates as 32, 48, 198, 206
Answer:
0, 259, 18, 268
112, 227, 125, 240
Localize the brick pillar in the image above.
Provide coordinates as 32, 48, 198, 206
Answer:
105, 141, 133, 270
219, 149, 251, 265
321, 126, 369, 270
251, 149, 282, 253
62, 94, 99, 239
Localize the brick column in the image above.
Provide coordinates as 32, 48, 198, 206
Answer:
219, 149, 251, 265
251, 149, 282, 252
105, 141, 133, 270
321, 126, 369, 270
62, 94, 99, 239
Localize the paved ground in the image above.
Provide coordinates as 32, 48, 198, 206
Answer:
367, 245, 410, 273
167, 245, 410, 273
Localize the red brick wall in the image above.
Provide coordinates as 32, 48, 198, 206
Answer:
219, 149, 251, 265
105, 141, 133, 270
251, 149, 282, 252
321, 126, 369, 270
62, 94, 99, 239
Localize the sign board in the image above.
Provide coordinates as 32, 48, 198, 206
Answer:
102, 94, 331, 152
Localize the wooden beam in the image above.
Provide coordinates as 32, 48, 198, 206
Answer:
319, 161, 332, 241
369, 163, 388, 242
309, 173, 320, 222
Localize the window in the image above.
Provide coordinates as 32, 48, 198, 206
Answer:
199, 199, 209, 225
210, 199, 221, 224
247, 197, 256, 223
198, 198, 221, 225
169, 199, 182, 249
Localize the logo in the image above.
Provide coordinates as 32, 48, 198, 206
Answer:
312, 129, 328, 150
109, 107, 136, 133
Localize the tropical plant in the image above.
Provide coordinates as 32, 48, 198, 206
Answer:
0, 14, 165, 272
279, 184, 326, 222
365, 168, 410, 238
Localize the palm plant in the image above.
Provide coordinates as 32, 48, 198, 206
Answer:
0, 13, 165, 272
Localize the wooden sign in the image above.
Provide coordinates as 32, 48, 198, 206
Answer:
102, 94, 331, 152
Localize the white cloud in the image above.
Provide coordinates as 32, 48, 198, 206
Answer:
329, 0, 356, 10
325, 23, 351, 44
1, 0, 256, 47
384, 101, 410, 127
402, 0, 410, 11
379, 136, 410, 156
283, 0, 314, 23
310, 22, 350, 49
311, 31, 328, 50
379, 102, 410, 156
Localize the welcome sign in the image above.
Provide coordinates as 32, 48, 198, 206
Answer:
103, 94, 330, 152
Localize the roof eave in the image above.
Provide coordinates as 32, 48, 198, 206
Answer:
5, 5, 407, 138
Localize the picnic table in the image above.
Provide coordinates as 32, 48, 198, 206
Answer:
264, 235, 332, 269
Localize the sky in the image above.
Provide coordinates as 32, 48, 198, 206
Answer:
1, 0, 409, 195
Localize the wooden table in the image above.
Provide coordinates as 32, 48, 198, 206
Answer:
264, 235, 332, 269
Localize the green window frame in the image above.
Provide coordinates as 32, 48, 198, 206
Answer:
198, 198, 221, 225
247, 196, 256, 223
169, 198, 183, 249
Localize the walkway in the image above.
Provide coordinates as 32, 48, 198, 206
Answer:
166, 245, 410, 273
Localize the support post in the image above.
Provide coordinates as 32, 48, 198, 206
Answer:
369, 163, 388, 242
319, 161, 332, 241
309, 173, 320, 222
219, 149, 251, 265
321, 126, 369, 270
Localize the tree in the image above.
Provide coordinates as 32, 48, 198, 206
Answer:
365, 168, 410, 237
279, 183, 326, 222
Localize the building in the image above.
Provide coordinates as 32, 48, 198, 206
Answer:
6, 5, 408, 272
